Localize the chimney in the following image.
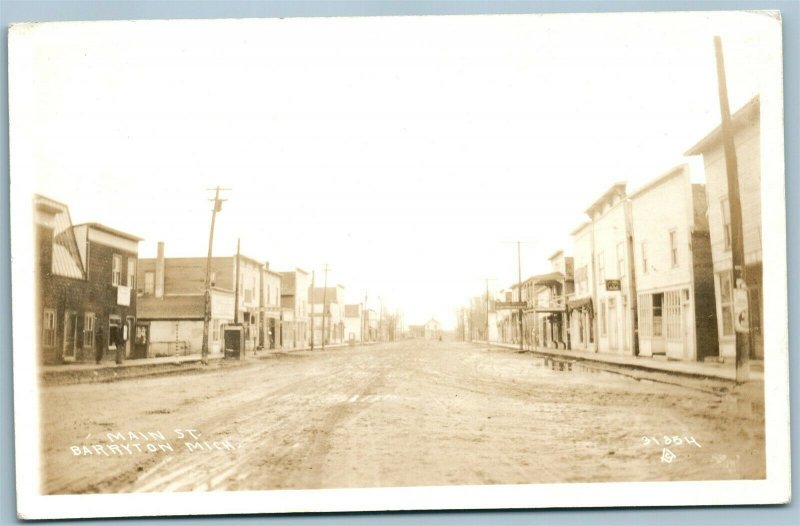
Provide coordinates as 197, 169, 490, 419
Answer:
155, 241, 165, 299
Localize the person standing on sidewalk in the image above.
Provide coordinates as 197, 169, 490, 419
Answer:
95, 322, 105, 364
115, 324, 125, 365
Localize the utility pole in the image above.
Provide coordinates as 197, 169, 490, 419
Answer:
309, 271, 315, 351
201, 186, 229, 365
234, 238, 241, 324
486, 278, 490, 350
362, 291, 367, 343
714, 36, 749, 382
379, 296, 383, 343
517, 241, 524, 351
321, 264, 330, 350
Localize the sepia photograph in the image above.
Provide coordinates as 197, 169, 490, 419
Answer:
8, 9, 789, 519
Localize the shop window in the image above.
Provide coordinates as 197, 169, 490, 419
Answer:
42, 309, 56, 348
652, 293, 663, 337
664, 290, 682, 340
83, 313, 95, 347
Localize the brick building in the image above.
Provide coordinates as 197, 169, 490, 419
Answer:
35, 195, 141, 364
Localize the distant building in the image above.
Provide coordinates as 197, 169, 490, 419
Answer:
343, 303, 364, 342
136, 245, 255, 356
522, 251, 574, 350
280, 269, 310, 349
35, 195, 141, 364
424, 318, 442, 340
568, 221, 596, 352
582, 183, 636, 356
685, 96, 763, 360
309, 285, 346, 345
629, 163, 718, 361
260, 265, 282, 350
407, 325, 425, 338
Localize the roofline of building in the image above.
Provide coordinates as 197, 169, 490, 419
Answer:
584, 182, 627, 217
570, 221, 591, 236
684, 95, 760, 156
627, 163, 689, 201
73, 222, 143, 242
548, 249, 564, 261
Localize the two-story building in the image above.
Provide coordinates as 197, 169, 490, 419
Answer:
629, 163, 719, 361
568, 222, 597, 352
260, 265, 282, 350
309, 285, 346, 345
35, 195, 141, 364
583, 183, 637, 356
343, 303, 364, 342
279, 269, 310, 349
136, 244, 238, 356
685, 96, 763, 361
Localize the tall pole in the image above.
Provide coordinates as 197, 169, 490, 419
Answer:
201, 186, 228, 365
363, 292, 368, 342
714, 36, 749, 382
309, 271, 315, 351
233, 238, 241, 324
321, 264, 329, 350
517, 241, 524, 351
379, 296, 383, 342
486, 278, 490, 349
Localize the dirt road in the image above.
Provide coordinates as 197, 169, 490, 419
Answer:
40, 340, 765, 494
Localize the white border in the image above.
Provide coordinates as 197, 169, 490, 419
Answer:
9, 11, 790, 520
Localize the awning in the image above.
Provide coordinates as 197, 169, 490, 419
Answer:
567, 297, 593, 313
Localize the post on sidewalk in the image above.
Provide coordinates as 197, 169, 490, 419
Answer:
714, 36, 749, 383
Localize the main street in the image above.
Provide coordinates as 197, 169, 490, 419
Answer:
40, 339, 765, 494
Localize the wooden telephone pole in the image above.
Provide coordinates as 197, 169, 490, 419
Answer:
321, 264, 330, 350
201, 186, 229, 365
309, 271, 315, 351
517, 241, 524, 351
714, 36, 749, 382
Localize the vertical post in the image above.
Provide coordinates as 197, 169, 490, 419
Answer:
310, 271, 315, 351
321, 264, 329, 350
517, 241, 524, 351
202, 186, 222, 365
714, 36, 749, 382
486, 278, 490, 349
234, 238, 241, 324
233, 238, 242, 359
379, 296, 383, 342
363, 292, 367, 342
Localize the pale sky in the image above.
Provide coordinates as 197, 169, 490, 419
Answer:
14, 11, 781, 328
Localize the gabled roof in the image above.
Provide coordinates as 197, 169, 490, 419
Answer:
34, 194, 85, 280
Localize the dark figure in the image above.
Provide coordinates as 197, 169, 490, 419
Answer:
95, 324, 104, 364
115, 326, 125, 364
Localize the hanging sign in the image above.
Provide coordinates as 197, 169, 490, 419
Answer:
605, 279, 621, 291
